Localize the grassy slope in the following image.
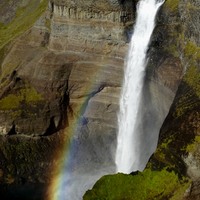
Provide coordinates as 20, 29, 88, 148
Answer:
83, 169, 190, 200
0, 0, 48, 110
0, 0, 48, 50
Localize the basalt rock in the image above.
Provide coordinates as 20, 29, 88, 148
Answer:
83, 0, 200, 199
0, 0, 129, 196
0, 0, 199, 199
146, 0, 200, 199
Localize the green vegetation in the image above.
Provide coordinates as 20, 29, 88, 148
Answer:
89, 3, 199, 200
0, 0, 48, 49
165, 37, 200, 118
0, 86, 43, 110
153, 136, 177, 168
164, 33, 184, 58
0, 60, 20, 80
186, 2, 200, 11
0, 41, 8, 65
173, 90, 198, 118
165, 0, 179, 11
173, 65, 199, 118
183, 41, 200, 95
0, 135, 56, 184
184, 66, 200, 97
186, 136, 200, 153
184, 41, 200, 60
84, 169, 190, 200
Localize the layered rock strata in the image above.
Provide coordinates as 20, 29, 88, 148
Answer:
48, 0, 136, 57
0, 1, 132, 197
0, 0, 198, 199
84, 0, 200, 199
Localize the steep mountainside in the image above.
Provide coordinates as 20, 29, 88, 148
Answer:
84, 0, 200, 199
0, 0, 199, 199
0, 0, 134, 199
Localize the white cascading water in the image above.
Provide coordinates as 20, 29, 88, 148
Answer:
115, 0, 165, 174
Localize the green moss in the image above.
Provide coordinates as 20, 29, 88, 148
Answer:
166, 43, 179, 58
186, 136, 200, 153
160, 137, 173, 149
171, 65, 199, 118
0, 86, 43, 110
21, 87, 43, 103
0, 0, 48, 49
165, 0, 179, 11
170, 181, 191, 200
0, 42, 12, 68
84, 169, 190, 200
152, 136, 180, 169
183, 66, 200, 97
186, 2, 200, 11
174, 92, 198, 118
0, 94, 21, 110
0, 60, 20, 79
184, 41, 200, 61
163, 32, 184, 58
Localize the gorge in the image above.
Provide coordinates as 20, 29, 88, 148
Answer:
0, 0, 199, 200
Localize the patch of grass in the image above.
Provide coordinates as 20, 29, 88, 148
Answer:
0, 93, 21, 110
184, 41, 200, 61
172, 65, 200, 118
84, 169, 190, 200
153, 136, 181, 170
186, 136, 200, 153
165, 0, 179, 11
163, 32, 184, 58
183, 66, 200, 97
173, 91, 199, 118
170, 180, 191, 200
0, 60, 21, 80
166, 43, 180, 57
0, 86, 43, 110
186, 2, 200, 10
0, 0, 48, 49
21, 87, 43, 103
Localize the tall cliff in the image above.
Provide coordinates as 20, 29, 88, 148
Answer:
0, 0, 134, 199
84, 0, 200, 199
0, 0, 199, 199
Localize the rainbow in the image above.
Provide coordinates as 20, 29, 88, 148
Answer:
46, 63, 107, 200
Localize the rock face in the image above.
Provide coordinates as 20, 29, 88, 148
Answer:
0, 0, 131, 198
148, 0, 200, 199
48, 0, 136, 56
83, 0, 200, 199
0, 0, 137, 137
0, 0, 199, 199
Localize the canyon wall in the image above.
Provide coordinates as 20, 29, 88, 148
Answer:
0, 0, 199, 199
84, 0, 200, 199
0, 1, 134, 199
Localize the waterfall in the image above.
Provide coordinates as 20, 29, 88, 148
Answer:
115, 0, 164, 174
